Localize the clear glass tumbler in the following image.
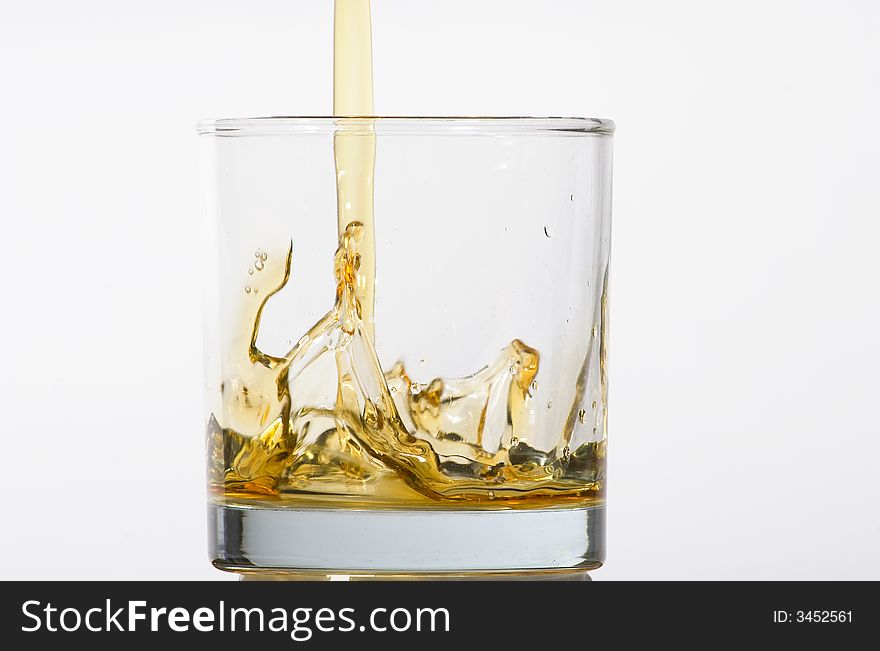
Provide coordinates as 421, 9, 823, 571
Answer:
200, 117, 614, 578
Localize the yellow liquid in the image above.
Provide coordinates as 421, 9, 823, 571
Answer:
333, 0, 376, 341
208, 0, 606, 509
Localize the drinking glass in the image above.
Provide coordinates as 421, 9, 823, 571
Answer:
199, 116, 614, 578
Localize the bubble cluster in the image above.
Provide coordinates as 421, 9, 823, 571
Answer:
245, 250, 270, 292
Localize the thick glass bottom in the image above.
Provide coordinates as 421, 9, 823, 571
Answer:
209, 502, 604, 578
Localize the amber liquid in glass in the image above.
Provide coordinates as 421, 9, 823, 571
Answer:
208, 0, 606, 509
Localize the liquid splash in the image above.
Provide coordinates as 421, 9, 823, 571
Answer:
208, 224, 605, 507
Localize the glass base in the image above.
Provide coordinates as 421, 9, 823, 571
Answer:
236, 569, 594, 581
210, 502, 604, 578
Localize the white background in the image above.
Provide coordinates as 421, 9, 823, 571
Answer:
1, 0, 878, 580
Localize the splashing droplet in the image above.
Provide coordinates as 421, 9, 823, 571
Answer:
547, 401, 553, 409
244, 286, 252, 294
255, 259, 265, 271
578, 408, 587, 423
531, 380, 539, 393
543, 226, 552, 238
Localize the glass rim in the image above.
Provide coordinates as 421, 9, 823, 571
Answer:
196, 116, 615, 136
